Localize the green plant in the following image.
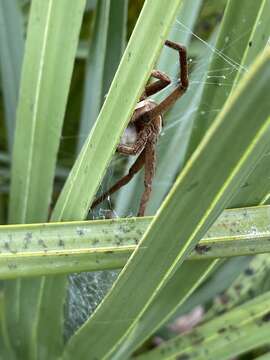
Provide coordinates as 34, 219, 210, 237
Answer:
0, 0, 269, 359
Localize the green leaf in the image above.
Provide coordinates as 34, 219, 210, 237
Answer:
0, 205, 270, 279
229, 0, 270, 208
0, 292, 16, 359
77, 0, 111, 152
186, 0, 266, 158
137, 291, 270, 360
63, 48, 270, 360
102, 0, 128, 98
0, 0, 24, 151
0, 206, 270, 279
199, 0, 270, 319
5, 0, 86, 358
37, 0, 184, 358
187, 0, 270, 317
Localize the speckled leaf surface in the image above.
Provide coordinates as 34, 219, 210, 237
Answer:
137, 291, 270, 360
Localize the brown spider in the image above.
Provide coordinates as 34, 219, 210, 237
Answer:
91, 40, 188, 216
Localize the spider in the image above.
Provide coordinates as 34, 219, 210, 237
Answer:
91, 40, 188, 216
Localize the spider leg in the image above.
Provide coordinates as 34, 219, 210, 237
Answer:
91, 149, 145, 209
165, 40, 188, 89
138, 139, 157, 216
140, 40, 189, 121
140, 70, 171, 99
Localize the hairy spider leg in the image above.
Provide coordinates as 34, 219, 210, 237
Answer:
165, 40, 188, 88
138, 138, 157, 216
142, 40, 189, 121
141, 70, 171, 100
91, 149, 145, 209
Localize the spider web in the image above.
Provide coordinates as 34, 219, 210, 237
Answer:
63, 14, 264, 340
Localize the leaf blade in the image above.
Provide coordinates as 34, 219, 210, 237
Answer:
0, 0, 24, 151
1, 205, 270, 279
5, 0, 87, 358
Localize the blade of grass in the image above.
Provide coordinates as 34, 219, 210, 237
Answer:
37, 0, 185, 358
0, 0, 24, 151
0, 152, 69, 181
137, 291, 270, 360
102, 0, 128, 98
77, 0, 111, 153
5, 0, 86, 358
197, 0, 270, 318
1, 205, 270, 279
229, 0, 270, 209
81, 0, 128, 204
62, 48, 270, 360
182, 0, 270, 317
186, 0, 266, 159
0, 292, 15, 359
233, 0, 270, 85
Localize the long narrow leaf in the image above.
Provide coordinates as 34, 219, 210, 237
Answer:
186, 0, 266, 158
102, 0, 128, 98
5, 0, 86, 358
77, 0, 111, 152
0, 0, 24, 151
182, 0, 270, 318
1, 205, 270, 279
0, 293, 15, 359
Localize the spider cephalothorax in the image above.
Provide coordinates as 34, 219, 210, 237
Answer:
92, 40, 188, 216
